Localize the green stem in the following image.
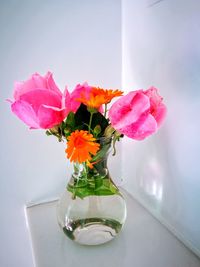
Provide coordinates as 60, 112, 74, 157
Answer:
84, 162, 88, 180
104, 104, 108, 118
88, 112, 94, 133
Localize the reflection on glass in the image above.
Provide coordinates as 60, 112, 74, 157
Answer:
139, 157, 163, 202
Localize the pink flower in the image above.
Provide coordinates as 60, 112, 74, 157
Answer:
108, 87, 167, 140
69, 83, 92, 112
10, 72, 70, 129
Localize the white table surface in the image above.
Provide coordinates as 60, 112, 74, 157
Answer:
26, 190, 200, 267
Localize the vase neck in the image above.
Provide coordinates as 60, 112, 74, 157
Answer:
66, 136, 121, 199
72, 156, 109, 181
72, 136, 112, 179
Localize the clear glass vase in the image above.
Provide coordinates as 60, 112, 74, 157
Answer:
57, 137, 127, 245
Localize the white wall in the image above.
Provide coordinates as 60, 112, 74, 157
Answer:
0, 1, 121, 266
2, 0, 200, 265
122, 0, 200, 256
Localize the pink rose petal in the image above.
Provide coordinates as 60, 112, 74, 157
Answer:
70, 83, 92, 112
144, 87, 167, 127
109, 91, 150, 129
63, 86, 72, 117
13, 72, 62, 100
152, 102, 167, 127
38, 105, 65, 129
19, 89, 62, 113
119, 113, 157, 140
45, 72, 62, 97
11, 100, 39, 129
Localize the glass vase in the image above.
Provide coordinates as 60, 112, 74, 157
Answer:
57, 137, 127, 245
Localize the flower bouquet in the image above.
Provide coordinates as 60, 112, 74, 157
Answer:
9, 72, 166, 245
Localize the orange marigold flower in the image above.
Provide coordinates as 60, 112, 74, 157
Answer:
92, 87, 123, 104
65, 130, 100, 163
76, 87, 123, 109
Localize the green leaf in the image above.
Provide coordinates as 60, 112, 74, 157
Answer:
64, 126, 71, 138
65, 112, 75, 129
94, 177, 103, 189
92, 112, 108, 134
74, 104, 109, 135
67, 174, 120, 199
74, 104, 91, 131
91, 143, 111, 162
45, 130, 52, 136
93, 125, 101, 137
104, 125, 115, 137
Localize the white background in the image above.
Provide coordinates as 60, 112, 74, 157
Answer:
1, 0, 200, 266
0, 1, 121, 266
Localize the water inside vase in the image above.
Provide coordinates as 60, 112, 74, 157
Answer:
63, 217, 122, 245
57, 192, 126, 245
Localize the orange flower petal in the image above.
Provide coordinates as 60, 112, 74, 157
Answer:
66, 130, 100, 163
76, 87, 123, 109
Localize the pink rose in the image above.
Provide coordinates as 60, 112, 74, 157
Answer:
68, 82, 92, 112
10, 72, 70, 129
108, 87, 167, 140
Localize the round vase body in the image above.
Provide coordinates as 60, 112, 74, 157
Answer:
57, 138, 127, 245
